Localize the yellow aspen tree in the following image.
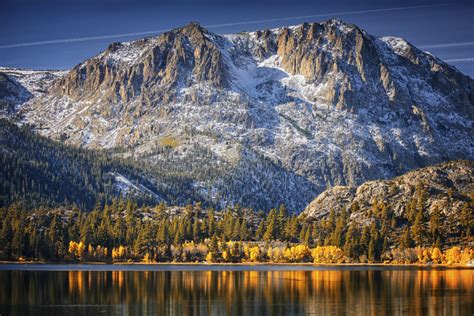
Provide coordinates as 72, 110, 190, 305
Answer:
118, 245, 125, 258
142, 252, 152, 263
445, 247, 461, 264
88, 244, 94, 259
206, 252, 214, 263
460, 248, 473, 265
431, 247, 443, 264
222, 250, 230, 262
68, 241, 78, 255
77, 242, 85, 259
249, 246, 260, 262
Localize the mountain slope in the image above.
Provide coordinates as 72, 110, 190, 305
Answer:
8, 19, 474, 211
0, 67, 65, 116
0, 119, 196, 209
302, 160, 474, 241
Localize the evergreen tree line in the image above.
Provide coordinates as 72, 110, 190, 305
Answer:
1, 195, 472, 264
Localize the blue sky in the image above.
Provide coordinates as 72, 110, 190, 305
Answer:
0, 0, 473, 77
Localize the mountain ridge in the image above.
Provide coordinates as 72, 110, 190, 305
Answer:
1, 19, 473, 211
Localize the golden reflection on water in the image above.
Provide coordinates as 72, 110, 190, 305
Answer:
1, 268, 473, 315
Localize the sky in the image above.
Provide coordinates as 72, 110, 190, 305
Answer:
0, 0, 473, 78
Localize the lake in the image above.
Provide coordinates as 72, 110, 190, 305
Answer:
0, 264, 473, 315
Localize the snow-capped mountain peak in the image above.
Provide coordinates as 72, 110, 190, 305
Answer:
2, 19, 473, 211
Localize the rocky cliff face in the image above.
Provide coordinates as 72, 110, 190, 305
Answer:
8, 19, 474, 211
301, 160, 473, 230
0, 68, 65, 116
51, 22, 228, 105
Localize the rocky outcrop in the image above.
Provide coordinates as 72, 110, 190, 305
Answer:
302, 160, 474, 225
51, 22, 228, 106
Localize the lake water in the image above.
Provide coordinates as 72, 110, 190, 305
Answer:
0, 264, 472, 315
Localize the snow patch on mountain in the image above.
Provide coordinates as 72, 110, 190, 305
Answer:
5, 19, 473, 211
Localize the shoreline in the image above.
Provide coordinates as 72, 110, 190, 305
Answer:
1, 261, 472, 269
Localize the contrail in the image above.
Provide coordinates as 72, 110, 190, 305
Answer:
201, 3, 448, 29
444, 57, 474, 63
0, 29, 174, 49
0, 3, 448, 49
420, 41, 474, 49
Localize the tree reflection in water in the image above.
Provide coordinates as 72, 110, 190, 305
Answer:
0, 268, 473, 315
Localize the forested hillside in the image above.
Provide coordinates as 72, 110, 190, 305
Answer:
1, 161, 473, 264
0, 119, 201, 209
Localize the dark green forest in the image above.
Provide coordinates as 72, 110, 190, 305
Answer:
1, 196, 472, 263
0, 119, 202, 209
0, 119, 315, 211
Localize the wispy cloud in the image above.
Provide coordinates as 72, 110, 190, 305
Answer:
0, 3, 448, 49
444, 57, 474, 63
0, 30, 172, 49
201, 4, 448, 29
420, 41, 474, 49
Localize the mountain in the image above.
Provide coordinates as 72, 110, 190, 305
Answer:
3, 19, 474, 211
301, 160, 474, 244
0, 67, 65, 116
0, 119, 211, 209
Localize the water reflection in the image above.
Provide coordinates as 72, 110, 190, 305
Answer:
1, 268, 473, 315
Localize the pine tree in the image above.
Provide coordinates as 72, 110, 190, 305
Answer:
239, 219, 249, 241
192, 217, 201, 242
173, 223, 184, 245
311, 222, 319, 246
284, 217, 299, 242
429, 206, 442, 244
264, 219, 276, 242
199, 219, 208, 239
331, 208, 347, 247
255, 221, 265, 240
460, 202, 473, 237
406, 198, 417, 223
48, 214, 66, 260
230, 218, 240, 241
156, 222, 169, 246
411, 208, 425, 246
134, 226, 151, 258
209, 234, 219, 257
400, 226, 413, 249
277, 204, 287, 239
343, 223, 359, 259
303, 226, 311, 246
113, 215, 126, 246
11, 215, 26, 259
360, 225, 371, 256
231, 242, 241, 261
207, 209, 216, 236
326, 209, 336, 232
263, 209, 277, 242
125, 201, 137, 246
222, 212, 234, 241
0, 208, 13, 259
368, 223, 381, 262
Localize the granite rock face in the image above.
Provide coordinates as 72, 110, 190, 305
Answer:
52, 22, 228, 105
302, 160, 474, 230
4, 19, 473, 211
